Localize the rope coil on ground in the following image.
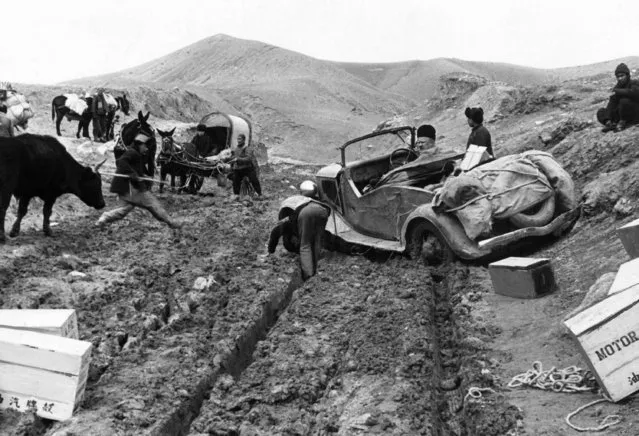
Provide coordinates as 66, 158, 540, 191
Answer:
507, 361, 597, 393
510, 362, 621, 432
565, 396, 621, 432
463, 386, 496, 404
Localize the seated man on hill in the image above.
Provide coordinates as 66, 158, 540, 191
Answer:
597, 63, 639, 133
190, 124, 220, 157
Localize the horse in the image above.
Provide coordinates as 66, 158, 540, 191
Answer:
115, 111, 158, 182
105, 94, 130, 141
51, 95, 93, 138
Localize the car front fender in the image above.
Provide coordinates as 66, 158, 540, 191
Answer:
401, 205, 490, 260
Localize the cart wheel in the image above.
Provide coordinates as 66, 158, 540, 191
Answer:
186, 174, 204, 194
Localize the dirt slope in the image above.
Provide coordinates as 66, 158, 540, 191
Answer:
3, 49, 639, 436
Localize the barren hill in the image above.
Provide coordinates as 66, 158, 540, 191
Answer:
61, 34, 639, 163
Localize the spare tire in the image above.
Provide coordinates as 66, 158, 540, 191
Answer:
508, 195, 556, 228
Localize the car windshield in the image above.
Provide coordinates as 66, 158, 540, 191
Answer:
343, 128, 413, 165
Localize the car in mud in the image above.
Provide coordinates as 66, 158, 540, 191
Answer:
278, 126, 581, 263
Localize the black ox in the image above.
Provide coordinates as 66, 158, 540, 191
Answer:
0, 134, 106, 243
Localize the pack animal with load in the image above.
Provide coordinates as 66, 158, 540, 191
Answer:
51, 92, 130, 140
0, 134, 106, 243
0, 82, 34, 130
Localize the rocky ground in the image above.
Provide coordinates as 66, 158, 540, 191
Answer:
2, 72, 639, 436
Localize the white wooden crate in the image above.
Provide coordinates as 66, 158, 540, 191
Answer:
0, 309, 78, 339
0, 327, 91, 421
564, 284, 639, 401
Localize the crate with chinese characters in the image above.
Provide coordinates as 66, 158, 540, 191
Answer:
564, 284, 639, 402
0, 327, 92, 421
0, 309, 78, 339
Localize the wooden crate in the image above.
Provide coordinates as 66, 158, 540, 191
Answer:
0, 327, 92, 421
609, 258, 639, 296
488, 257, 556, 298
564, 284, 639, 402
617, 218, 639, 259
0, 309, 78, 339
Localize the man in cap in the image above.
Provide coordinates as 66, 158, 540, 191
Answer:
231, 133, 262, 199
414, 124, 438, 159
465, 107, 494, 157
268, 180, 331, 281
96, 133, 181, 229
190, 123, 220, 157
597, 63, 639, 133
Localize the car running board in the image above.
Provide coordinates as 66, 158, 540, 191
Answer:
327, 212, 404, 252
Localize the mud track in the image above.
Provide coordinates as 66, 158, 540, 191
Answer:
0, 161, 517, 436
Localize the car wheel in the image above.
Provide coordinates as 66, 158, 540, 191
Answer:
509, 195, 555, 228
407, 221, 454, 266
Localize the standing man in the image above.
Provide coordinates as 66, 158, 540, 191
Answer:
597, 63, 639, 132
231, 133, 262, 198
91, 90, 108, 142
0, 105, 14, 137
465, 107, 494, 157
96, 134, 181, 229
268, 181, 331, 281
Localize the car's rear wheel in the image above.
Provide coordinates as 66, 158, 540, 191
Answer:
508, 195, 555, 228
407, 221, 454, 266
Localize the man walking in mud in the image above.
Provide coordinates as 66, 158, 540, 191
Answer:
268, 181, 330, 281
96, 134, 182, 229
597, 63, 639, 132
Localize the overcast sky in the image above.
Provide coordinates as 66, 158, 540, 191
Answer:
4, 0, 636, 85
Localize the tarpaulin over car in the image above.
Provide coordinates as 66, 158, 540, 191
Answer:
434, 151, 576, 240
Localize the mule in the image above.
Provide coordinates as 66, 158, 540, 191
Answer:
51, 95, 93, 138
156, 128, 200, 194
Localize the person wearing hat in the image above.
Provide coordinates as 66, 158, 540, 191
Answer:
414, 124, 439, 159
465, 107, 494, 157
230, 133, 262, 198
597, 63, 639, 133
96, 134, 181, 229
267, 180, 330, 280
190, 124, 220, 157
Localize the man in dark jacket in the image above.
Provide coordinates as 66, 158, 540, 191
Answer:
231, 134, 262, 198
268, 181, 330, 280
190, 124, 220, 157
91, 90, 108, 142
597, 63, 639, 132
95, 134, 181, 228
465, 107, 494, 157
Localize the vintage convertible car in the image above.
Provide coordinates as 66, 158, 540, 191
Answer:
278, 126, 581, 263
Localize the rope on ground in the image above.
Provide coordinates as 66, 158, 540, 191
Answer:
464, 386, 496, 404
565, 395, 621, 432
507, 361, 597, 393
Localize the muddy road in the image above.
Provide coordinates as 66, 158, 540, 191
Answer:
1, 139, 639, 436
